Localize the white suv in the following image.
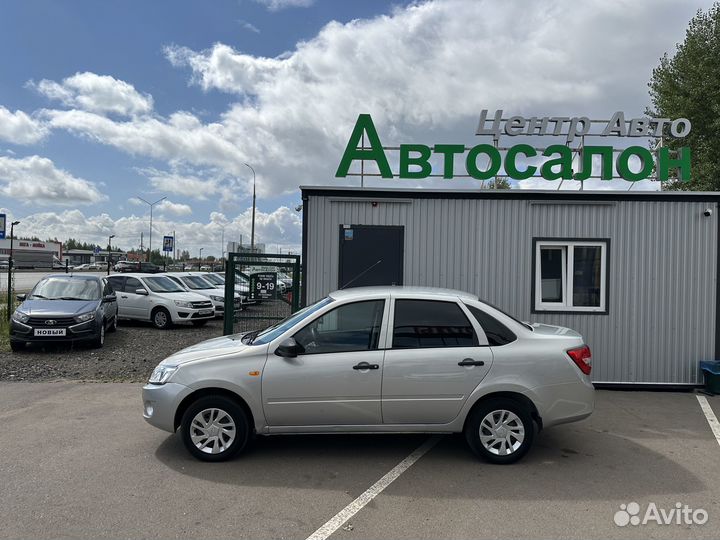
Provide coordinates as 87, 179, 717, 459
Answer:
162, 273, 242, 318
107, 273, 214, 329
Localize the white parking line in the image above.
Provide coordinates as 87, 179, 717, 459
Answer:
305, 435, 442, 540
696, 395, 720, 447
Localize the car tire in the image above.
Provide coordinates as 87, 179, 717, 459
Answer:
92, 321, 105, 349
10, 341, 25, 352
107, 315, 118, 333
464, 397, 535, 465
180, 396, 250, 462
191, 320, 209, 327
152, 307, 173, 330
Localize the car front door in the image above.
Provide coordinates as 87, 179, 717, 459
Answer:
121, 277, 151, 320
381, 298, 493, 424
262, 299, 387, 427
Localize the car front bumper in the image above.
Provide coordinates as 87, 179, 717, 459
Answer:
10, 319, 100, 344
142, 382, 193, 433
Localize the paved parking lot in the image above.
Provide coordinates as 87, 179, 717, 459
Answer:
0, 383, 718, 540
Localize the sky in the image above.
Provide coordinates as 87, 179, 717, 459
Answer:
0, 0, 714, 257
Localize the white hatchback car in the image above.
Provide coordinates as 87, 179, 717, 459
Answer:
163, 273, 243, 318
107, 273, 215, 329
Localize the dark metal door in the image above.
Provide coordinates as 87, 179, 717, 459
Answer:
338, 225, 404, 289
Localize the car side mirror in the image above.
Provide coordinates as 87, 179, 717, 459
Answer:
275, 337, 303, 358
102, 294, 116, 303
16, 293, 26, 302
135, 288, 149, 296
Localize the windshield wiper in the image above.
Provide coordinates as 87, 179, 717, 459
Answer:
29, 294, 49, 299
57, 296, 88, 301
242, 330, 260, 345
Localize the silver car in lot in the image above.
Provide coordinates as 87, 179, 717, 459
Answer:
142, 286, 594, 464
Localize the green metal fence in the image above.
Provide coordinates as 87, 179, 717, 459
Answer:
223, 252, 301, 336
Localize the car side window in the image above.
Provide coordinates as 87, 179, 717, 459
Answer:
293, 300, 385, 355
392, 299, 478, 349
466, 305, 517, 346
125, 277, 142, 294
107, 276, 124, 292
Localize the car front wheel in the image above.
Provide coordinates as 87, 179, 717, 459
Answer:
152, 308, 172, 329
180, 396, 249, 462
464, 398, 535, 464
10, 341, 25, 352
92, 322, 105, 348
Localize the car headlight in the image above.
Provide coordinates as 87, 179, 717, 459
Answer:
75, 311, 95, 323
174, 300, 192, 308
210, 295, 224, 302
11, 311, 29, 323
148, 365, 178, 385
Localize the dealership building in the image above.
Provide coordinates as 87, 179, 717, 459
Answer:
300, 186, 719, 386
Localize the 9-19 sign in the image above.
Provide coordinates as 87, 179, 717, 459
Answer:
250, 272, 277, 300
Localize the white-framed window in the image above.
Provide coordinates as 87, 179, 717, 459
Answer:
533, 239, 608, 313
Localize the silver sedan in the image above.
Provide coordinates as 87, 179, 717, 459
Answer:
142, 286, 594, 464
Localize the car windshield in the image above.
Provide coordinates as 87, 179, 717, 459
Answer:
143, 276, 186, 293
234, 272, 249, 285
249, 297, 334, 345
203, 274, 224, 286
181, 276, 215, 290
29, 277, 101, 301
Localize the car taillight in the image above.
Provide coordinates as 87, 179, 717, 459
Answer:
567, 345, 592, 375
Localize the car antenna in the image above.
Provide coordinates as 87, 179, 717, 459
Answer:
339, 259, 382, 290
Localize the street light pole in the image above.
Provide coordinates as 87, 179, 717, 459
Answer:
6, 220, 20, 321
136, 196, 166, 262
199, 247, 204, 269
244, 163, 256, 251
107, 234, 115, 275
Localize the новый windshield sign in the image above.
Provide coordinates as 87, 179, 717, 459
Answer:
335, 112, 691, 183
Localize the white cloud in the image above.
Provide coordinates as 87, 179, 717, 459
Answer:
138, 167, 222, 200
29, 72, 153, 116
15, 205, 301, 257
254, 0, 314, 11
238, 19, 260, 33
156, 199, 193, 216
0, 106, 48, 145
30, 0, 712, 198
0, 155, 107, 205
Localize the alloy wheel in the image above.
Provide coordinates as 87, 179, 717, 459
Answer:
189, 408, 237, 455
479, 409, 525, 456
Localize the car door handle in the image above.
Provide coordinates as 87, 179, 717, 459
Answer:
120, 295, 128, 299
458, 358, 485, 367
353, 362, 379, 370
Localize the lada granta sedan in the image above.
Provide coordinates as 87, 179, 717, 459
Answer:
142, 286, 594, 464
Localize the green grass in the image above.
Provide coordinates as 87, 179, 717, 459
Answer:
0, 310, 10, 353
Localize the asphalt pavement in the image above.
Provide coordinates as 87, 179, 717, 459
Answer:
1, 383, 719, 540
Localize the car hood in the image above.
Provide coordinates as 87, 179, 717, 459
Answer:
18, 299, 99, 316
529, 322, 581, 338
163, 291, 213, 303
161, 333, 252, 365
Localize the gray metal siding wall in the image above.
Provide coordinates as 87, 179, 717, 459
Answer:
305, 195, 717, 384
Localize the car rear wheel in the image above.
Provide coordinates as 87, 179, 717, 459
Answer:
180, 396, 249, 462
152, 308, 172, 329
464, 398, 534, 464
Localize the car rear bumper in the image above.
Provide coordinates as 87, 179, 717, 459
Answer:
533, 378, 595, 428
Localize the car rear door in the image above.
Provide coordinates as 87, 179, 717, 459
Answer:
381, 298, 493, 424
262, 298, 388, 427
107, 276, 129, 318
